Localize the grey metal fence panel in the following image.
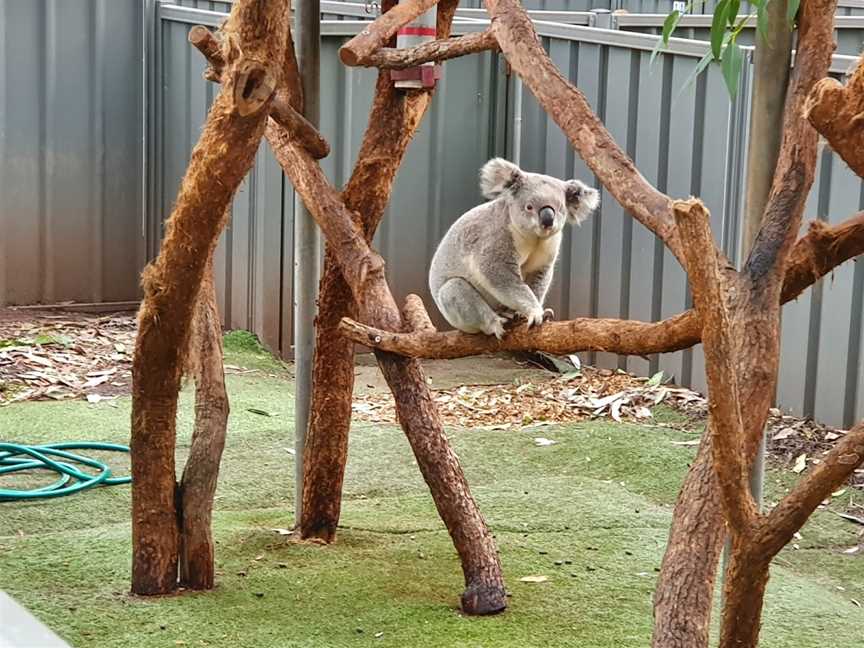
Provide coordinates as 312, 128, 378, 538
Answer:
0, 0, 143, 306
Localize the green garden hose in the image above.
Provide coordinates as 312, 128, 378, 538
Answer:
0, 442, 131, 502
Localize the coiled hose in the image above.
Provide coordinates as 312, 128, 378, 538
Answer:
0, 442, 130, 501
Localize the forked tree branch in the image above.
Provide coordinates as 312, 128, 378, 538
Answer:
806, 57, 864, 179
189, 25, 330, 160
339, 0, 442, 66
484, 0, 682, 264
363, 30, 499, 69
673, 199, 757, 534
757, 420, 864, 558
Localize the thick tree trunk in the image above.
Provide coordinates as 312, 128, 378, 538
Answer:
179, 260, 229, 590
130, 0, 285, 595
718, 546, 771, 648
299, 0, 459, 542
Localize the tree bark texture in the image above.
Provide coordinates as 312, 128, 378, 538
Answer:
130, 0, 286, 595
188, 26, 328, 160
299, 0, 459, 543
806, 56, 864, 179
267, 127, 506, 614
179, 259, 230, 590
364, 30, 499, 69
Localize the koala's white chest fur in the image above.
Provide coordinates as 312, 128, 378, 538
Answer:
510, 224, 561, 278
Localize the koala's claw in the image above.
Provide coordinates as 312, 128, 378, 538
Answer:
543, 308, 555, 322
525, 307, 546, 329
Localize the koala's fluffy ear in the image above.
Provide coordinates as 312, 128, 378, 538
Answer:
480, 158, 523, 199
564, 180, 600, 224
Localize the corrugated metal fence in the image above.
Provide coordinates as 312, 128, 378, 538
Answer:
1, 0, 862, 427
0, 0, 143, 306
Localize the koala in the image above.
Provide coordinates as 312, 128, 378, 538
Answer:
429, 158, 599, 339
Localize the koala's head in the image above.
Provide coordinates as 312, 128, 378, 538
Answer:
479, 158, 600, 239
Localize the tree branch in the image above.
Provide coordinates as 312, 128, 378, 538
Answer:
673, 199, 757, 534
362, 30, 499, 69
806, 57, 864, 179
402, 294, 437, 332
189, 25, 329, 159
339, 310, 702, 357
782, 212, 864, 302
339, 0, 442, 66
758, 420, 864, 558
484, 0, 682, 264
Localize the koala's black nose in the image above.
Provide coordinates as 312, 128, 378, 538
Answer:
539, 206, 555, 228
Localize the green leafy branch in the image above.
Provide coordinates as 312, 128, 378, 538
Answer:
651, 0, 800, 98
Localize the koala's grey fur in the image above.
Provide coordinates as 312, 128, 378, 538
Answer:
429, 158, 599, 339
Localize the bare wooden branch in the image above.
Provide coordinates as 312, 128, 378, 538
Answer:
759, 420, 864, 557
674, 199, 757, 534
484, 0, 682, 263
339, 310, 702, 357
300, 0, 460, 548
179, 258, 229, 590
267, 122, 507, 615
806, 57, 864, 179
782, 212, 864, 302
270, 101, 330, 159
339, 0, 441, 66
402, 294, 436, 332
189, 24, 329, 159
363, 30, 499, 69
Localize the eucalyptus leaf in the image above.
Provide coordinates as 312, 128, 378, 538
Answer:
662, 10, 681, 43
710, 0, 730, 60
721, 41, 744, 99
787, 0, 801, 24
673, 48, 714, 103
651, 12, 679, 67
727, 0, 740, 25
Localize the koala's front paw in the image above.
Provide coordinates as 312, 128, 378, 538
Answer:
524, 306, 546, 328
542, 308, 555, 322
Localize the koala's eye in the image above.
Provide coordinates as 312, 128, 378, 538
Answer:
526, 204, 534, 211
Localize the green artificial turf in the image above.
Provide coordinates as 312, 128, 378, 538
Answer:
1, 337, 863, 647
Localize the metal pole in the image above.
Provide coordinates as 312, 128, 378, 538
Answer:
293, 0, 321, 527
512, 77, 523, 166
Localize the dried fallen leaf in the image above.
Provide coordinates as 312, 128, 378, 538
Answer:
533, 437, 557, 447
519, 575, 548, 583
792, 453, 807, 474
772, 427, 795, 441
